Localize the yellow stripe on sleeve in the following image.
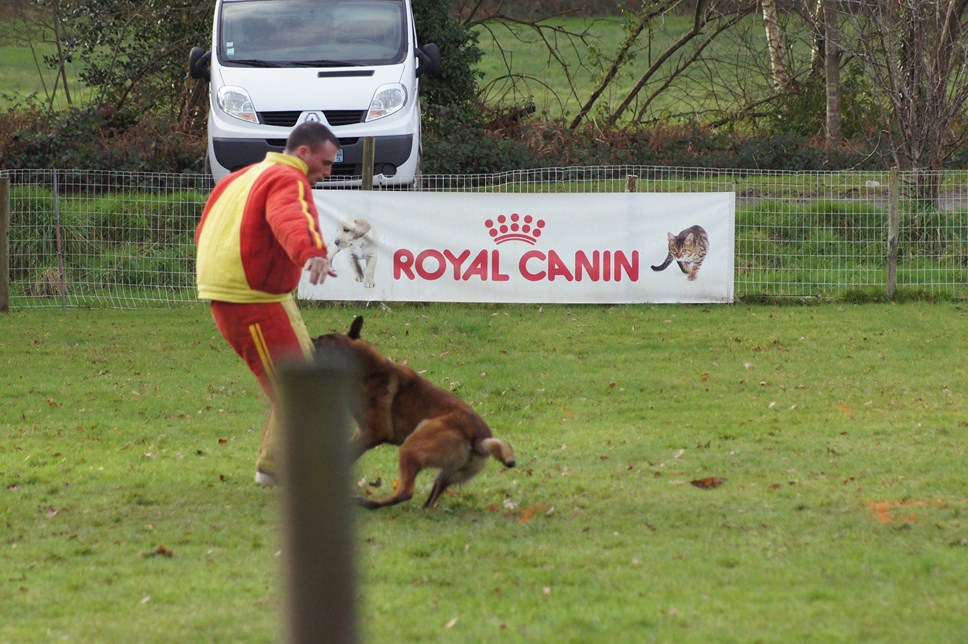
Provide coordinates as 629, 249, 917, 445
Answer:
298, 182, 324, 249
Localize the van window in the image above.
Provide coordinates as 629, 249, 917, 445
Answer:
219, 0, 407, 67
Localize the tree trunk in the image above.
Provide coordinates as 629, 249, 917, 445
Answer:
809, 0, 824, 80
823, 0, 841, 146
761, 0, 793, 92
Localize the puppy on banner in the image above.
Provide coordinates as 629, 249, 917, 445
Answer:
329, 218, 378, 288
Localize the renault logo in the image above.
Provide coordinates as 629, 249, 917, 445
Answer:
305, 112, 322, 123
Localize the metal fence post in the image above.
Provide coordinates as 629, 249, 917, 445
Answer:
0, 176, 9, 313
277, 351, 359, 644
53, 172, 67, 310
887, 166, 900, 300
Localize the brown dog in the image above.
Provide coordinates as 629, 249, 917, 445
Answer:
314, 316, 515, 509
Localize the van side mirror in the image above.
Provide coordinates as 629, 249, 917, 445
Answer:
415, 43, 441, 79
189, 47, 212, 81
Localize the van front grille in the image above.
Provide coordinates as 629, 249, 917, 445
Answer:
324, 110, 367, 126
259, 110, 366, 127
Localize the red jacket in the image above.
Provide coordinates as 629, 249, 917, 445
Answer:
195, 153, 327, 302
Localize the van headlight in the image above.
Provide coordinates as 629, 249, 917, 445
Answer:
217, 86, 259, 123
366, 83, 407, 121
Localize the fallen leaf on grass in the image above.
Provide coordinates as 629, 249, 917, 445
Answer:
144, 544, 173, 558
866, 499, 948, 524
517, 502, 548, 524
690, 477, 727, 489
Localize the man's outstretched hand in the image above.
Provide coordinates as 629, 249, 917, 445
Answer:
304, 256, 338, 285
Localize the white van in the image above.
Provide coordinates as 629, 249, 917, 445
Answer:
189, 0, 440, 187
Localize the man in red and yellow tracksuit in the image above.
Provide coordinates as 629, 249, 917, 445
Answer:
195, 122, 340, 486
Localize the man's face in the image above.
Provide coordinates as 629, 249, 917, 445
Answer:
296, 140, 339, 183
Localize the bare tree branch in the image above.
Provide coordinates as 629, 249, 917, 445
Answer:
839, 0, 968, 173
470, 9, 598, 118
633, 7, 754, 126
568, 1, 675, 130
605, 1, 757, 128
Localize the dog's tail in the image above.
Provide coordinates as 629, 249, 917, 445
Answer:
478, 437, 515, 468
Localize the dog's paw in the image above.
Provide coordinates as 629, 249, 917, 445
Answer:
364, 281, 375, 288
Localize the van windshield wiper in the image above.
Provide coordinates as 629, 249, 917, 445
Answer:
289, 59, 362, 68
229, 58, 282, 67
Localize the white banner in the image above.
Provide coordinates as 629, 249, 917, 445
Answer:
299, 191, 734, 304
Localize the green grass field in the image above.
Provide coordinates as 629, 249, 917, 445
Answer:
1, 302, 966, 642
0, 42, 87, 109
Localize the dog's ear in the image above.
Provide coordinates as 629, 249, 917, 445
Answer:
348, 316, 364, 339
353, 219, 371, 235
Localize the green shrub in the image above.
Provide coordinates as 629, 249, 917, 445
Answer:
424, 108, 537, 174
1, 105, 205, 173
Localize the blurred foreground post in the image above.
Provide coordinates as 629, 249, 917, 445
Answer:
278, 352, 359, 644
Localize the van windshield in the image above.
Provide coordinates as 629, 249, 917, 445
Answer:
219, 0, 408, 67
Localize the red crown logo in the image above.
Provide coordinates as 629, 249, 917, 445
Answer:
485, 213, 545, 245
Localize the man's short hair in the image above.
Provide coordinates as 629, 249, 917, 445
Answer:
285, 122, 341, 153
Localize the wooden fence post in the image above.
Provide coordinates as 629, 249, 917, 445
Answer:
625, 174, 638, 193
0, 176, 10, 313
887, 166, 900, 300
277, 352, 359, 644
362, 137, 375, 190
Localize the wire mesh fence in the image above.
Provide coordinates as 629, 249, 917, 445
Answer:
2, 166, 967, 309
